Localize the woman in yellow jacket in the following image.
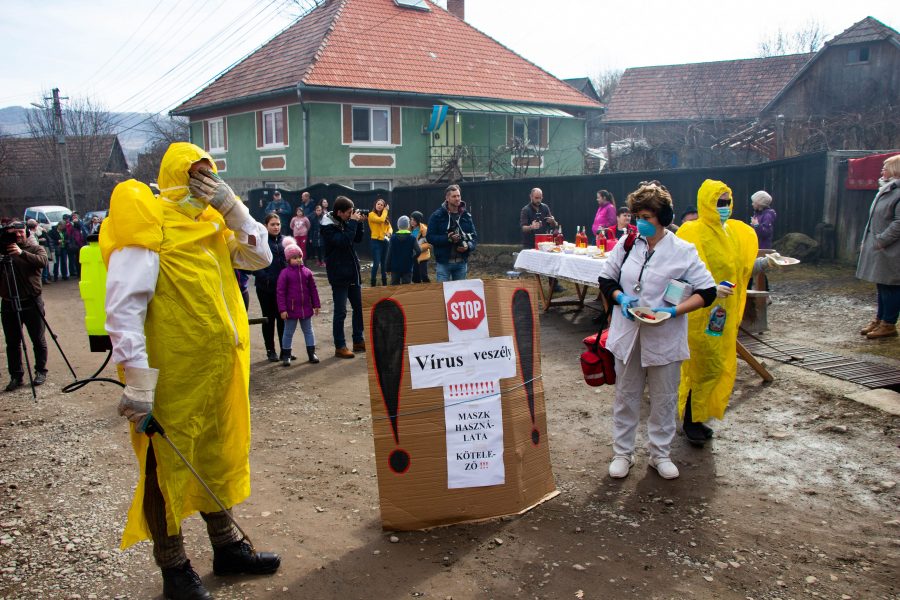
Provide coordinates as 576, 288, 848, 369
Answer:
102, 143, 280, 598
368, 197, 392, 286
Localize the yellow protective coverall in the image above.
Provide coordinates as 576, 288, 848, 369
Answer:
100, 144, 252, 549
676, 179, 758, 421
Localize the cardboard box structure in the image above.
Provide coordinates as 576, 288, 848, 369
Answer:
363, 278, 557, 530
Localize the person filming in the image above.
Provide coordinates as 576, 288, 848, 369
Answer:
0, 220, 49, 391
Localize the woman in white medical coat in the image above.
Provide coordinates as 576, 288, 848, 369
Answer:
597, 182, 716, 480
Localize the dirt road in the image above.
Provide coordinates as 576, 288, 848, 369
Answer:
0, 263, 897, 599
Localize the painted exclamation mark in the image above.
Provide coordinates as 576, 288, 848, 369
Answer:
371, 299, 410, 474
512, 288, 539, 445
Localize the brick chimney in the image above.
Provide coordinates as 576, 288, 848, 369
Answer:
447, 0, 464, 20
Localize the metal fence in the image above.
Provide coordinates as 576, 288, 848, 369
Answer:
248, 151, 832, 248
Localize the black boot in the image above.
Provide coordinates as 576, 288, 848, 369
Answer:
213, 540, 281, 576
307, 346, 320, 364
280, 349, 291, 367
683, 394, 712, 447
266, 349, 278, 362
161, 560, 211, 600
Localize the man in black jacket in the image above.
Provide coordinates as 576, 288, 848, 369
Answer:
321, 196, 365, 358
426, 184, 477, 282
0, 221, 49, 391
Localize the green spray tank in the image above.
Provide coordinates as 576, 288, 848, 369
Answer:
79, 233, 112, 352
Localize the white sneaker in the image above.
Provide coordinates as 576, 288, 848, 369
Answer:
649, 457, 679, 479
608, 455, 634, 479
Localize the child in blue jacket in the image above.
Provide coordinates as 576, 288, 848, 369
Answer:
386, 215, 420, 285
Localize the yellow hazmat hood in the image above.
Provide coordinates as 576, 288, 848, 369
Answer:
697, 178, 732, 227
157, 142, 216, 203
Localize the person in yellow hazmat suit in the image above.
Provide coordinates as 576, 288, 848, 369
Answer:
101, 143, 279, 600
676, 179, 777, 446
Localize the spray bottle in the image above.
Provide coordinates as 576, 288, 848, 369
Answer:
78, 234, 112, 352
705, 281, 735, 337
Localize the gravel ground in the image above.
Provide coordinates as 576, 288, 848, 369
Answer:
0, 261, 897, 600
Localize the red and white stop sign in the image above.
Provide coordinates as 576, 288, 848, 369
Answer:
446, 290, 485, 331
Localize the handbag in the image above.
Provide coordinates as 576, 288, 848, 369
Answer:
580, 307, 616, 386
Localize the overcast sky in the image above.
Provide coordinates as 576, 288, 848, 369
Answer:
1, 0, 896, 115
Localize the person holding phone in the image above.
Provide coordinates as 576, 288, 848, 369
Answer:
321, 196, 366, 358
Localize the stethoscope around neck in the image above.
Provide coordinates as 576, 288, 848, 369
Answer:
632, 243, 655, 294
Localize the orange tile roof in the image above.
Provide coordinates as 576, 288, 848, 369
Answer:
604, 54, 813, 123
175, 0, 600, 114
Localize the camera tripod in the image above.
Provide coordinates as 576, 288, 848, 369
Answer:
0, 253, 76, 400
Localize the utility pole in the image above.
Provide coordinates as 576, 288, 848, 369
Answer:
48, 88, 76, 212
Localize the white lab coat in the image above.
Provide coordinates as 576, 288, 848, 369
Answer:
598, 231, 714, 367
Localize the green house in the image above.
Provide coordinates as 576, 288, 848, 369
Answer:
171, 0, 602, 194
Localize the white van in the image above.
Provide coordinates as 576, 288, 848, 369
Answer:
24, 205, 72, 228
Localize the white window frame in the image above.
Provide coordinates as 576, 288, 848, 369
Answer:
511, 115, 546, 149
262, 108, 285, 147
208, 118, 225, 153
352, 180, 393, 191
351, 105, 391, 145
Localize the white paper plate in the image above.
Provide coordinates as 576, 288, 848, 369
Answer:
767, 253, 801, 266
628, 307, 671, 325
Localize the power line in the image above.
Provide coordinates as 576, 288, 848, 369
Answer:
78, 0, 169, 90
84, 0, 225, 99
111, 0, 289, 113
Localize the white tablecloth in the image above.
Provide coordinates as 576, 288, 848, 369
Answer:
514, 249, 609, 287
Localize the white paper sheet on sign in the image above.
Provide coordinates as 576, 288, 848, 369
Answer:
431, 279, 506, 489
407, 337, 516, 390
444, 382, 504, 488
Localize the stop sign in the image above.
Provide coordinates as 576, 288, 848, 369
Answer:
446, 290, 486, 331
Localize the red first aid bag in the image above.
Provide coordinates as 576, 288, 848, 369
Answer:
580, 329, 616, 386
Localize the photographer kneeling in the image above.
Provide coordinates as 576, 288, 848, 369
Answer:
0, 221, 49, 391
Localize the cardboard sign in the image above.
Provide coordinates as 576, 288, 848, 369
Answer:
363, 279, 557, 530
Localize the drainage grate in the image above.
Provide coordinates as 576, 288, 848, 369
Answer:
738, 334, 900, 390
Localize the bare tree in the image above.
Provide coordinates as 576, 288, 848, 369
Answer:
26, 94, 120, 210
148, 114, 190, 146
0, 128, 10, 177
758, 20, 827, 57
132, 115, 189, 185
591, 68, 623, 104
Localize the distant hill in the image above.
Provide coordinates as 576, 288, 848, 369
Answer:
0, 106, 156, 167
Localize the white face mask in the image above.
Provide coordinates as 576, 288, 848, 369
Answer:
159, 185, 207, 219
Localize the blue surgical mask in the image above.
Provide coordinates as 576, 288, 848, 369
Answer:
636, 218, 656, 238
717, 207, 732, 223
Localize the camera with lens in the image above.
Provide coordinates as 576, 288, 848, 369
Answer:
355, 208, 371, 217
0, 222, 25, 253
448, 224, 474, 244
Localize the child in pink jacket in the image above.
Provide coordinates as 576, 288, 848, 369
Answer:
276, 238, 321, 365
